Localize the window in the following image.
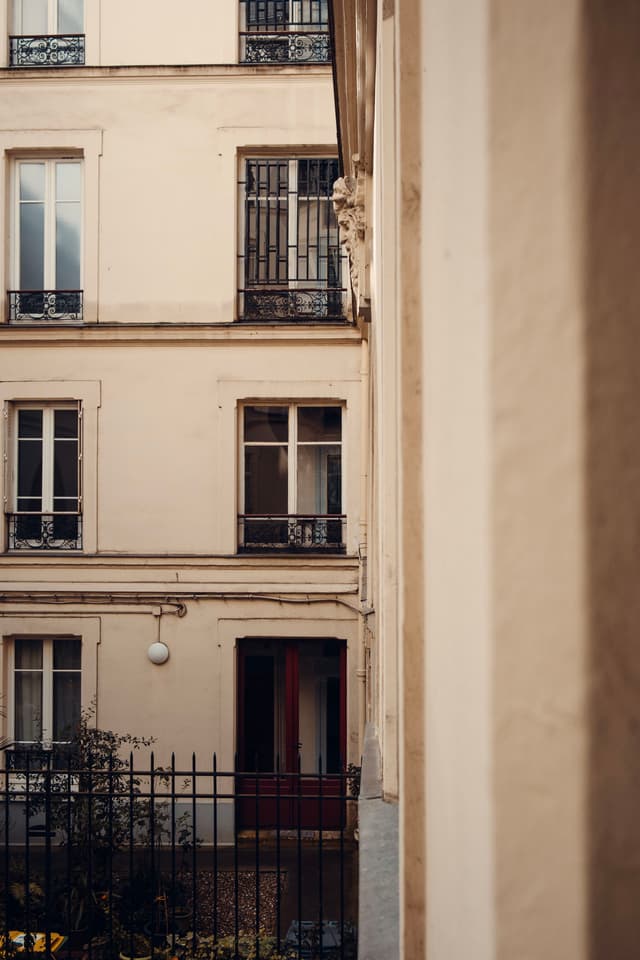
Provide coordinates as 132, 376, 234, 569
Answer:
10, 0, 85, 67
7, 403, 82, 550
238, 157, 345, 321
9, 159, 83, 322
239, 404, 344, 550
9, 637, 81, 766
239, 0, 330, 63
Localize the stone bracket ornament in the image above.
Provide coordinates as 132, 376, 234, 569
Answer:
331, 174, 366, 311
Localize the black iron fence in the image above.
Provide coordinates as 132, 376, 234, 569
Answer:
1, 753, 358, 960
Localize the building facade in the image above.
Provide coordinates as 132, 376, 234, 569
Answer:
0, 0, 366, 841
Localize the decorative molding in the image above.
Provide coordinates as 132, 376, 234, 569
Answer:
331, 174, 366, 306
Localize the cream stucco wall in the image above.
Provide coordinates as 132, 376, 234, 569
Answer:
0, 68, 336, 324
0, 2, 366, 809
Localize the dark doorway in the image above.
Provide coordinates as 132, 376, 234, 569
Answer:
236, 638, 346, 829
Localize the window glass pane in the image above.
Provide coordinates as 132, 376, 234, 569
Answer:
53, 673, 80, 741
297, 444, 341, 513
56, 162, 81, 203
16, 0, 47, 33
56, 200, 81, 289
15, 673, 43, 742
18, 409, 43, 438
298, 406, 341, 442
57, 0, 83, 33
15, 637, 43, 669
53, 637, 81, 669
244, 406, 288, 442
245, 446, 288, 513
54, 409, 78, 439
19, 202, 45, 289
18, 438, 43, 499
53, 438, 78, 498
19, 163, 45, 202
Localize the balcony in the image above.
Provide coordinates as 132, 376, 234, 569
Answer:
238, 514, 346, 553
8, 290, 83, 323
9, 33, 85, 67
7, 513, 82, 551
238, 157, 347, 322
239, 0, 330, 64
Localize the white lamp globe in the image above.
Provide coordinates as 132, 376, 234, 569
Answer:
147, 641, 170, 665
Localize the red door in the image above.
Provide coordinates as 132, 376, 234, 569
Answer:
236, 638, 346, 829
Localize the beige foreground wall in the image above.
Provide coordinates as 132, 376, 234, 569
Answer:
331, 0, 640, 955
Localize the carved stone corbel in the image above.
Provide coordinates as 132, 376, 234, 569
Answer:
331, 173, 366, 308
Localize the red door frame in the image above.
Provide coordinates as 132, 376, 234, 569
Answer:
236, 638, 347, 829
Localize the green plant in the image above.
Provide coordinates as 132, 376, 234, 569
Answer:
346, 762, 361, 799
176, 931, 288, 960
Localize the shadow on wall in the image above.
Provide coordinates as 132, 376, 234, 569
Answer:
585, 2, 640, 956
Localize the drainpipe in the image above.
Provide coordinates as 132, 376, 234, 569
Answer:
357, 337, 370, 750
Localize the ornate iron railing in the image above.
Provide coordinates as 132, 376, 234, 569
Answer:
239, 0, 330, 64
8, 290, 83, 322
239, 287, 345, 321
238, 514, 346, 552
7, 513, 82, 551
5, 744, 79, 771
9, 34, 85, 67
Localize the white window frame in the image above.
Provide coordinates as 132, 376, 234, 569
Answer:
240, 402, 343, 516
0, 380, 100, 553
0, 130, 102, 322
8, 635, 81, 750
10, 157, 83, 320
0, 619, 99, 771
12, 401, 82, 514
11, 0, 84, 36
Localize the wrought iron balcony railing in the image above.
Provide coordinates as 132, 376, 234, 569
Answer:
238, 286, 345, 321
9, 34, 85, 67
5, 744, 79, 771
239, 0, 330, 63
7, 513, 82, 551
238, 514, 346, 552
8, 290, 83, 322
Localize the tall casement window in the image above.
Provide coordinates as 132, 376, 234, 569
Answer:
238, 404, 345, 551
9, 637, 81, 767
7, 404, 82, 550
239, 0, 329, 64
238, 157, 345, 321
10, 0, 85, 67
9, 159, 83, 322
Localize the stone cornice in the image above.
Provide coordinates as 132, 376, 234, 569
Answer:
0, 322, 363, 346
0, 63, 333, 84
